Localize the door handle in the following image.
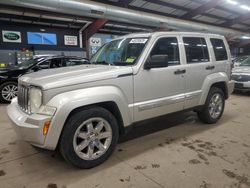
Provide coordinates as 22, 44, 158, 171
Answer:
174, 69, 186, 75
206, 65, 215, 70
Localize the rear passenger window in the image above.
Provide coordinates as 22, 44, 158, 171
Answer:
183, 37, 209, 64
150, 37, 180, 66
210, 38, 228, 61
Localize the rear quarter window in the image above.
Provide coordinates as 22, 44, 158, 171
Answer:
210, 38, 228, 61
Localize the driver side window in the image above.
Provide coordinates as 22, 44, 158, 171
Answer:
50, 58, 63, 68
150, 37, 180, 66
38, 60, 50, 69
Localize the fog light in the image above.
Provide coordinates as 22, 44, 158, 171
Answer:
43, 121, 51, 135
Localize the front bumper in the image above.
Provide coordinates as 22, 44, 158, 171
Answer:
7, 98, 52, 148
233, 81, 250, 91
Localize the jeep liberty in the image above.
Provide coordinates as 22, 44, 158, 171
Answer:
7, 32, 234, 168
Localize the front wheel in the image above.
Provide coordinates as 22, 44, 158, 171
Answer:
197, 87, 225, 124
59, 107, 119, 168
0, 82, 18, 103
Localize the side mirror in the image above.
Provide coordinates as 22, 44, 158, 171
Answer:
144, 55, 168, 70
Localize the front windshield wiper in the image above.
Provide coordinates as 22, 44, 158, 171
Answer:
112, 62, 132, 66
92, 61, 113, 66
91, 61, 132, 66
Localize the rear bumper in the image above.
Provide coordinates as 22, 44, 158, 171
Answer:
7, 98, 52, 148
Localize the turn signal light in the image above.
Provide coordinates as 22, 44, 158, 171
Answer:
43, 121, 51, 135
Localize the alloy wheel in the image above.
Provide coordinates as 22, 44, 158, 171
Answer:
73, 117, 112, 161
1, 84, 18, 102
208, 93, 223, 119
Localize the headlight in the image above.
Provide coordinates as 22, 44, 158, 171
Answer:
29, 87, 42, 113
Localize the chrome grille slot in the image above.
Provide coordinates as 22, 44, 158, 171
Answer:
18, 85, 29, 113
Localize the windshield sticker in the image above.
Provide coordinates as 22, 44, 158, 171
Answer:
129, 38, 148, 44
126, 57, 136, 63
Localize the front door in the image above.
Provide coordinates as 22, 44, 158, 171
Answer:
133, 36, 186, 122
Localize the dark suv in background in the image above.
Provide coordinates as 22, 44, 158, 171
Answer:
0, 55, 89, 103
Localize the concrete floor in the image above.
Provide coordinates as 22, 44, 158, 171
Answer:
0, 93, 250, 188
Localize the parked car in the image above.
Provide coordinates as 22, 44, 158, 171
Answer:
7, 32, 234, 168
233, 56, 249, 67
0, 55, 89, 103
232, 57, 250, 92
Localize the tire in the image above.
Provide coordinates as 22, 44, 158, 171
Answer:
0, 82, 18, 103
59, 106, 119, 168
197, 87, 225, 124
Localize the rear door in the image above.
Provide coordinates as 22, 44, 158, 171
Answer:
180, 36, 214, 109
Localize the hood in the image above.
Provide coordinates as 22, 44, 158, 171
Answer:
0, 66, 27, 77
232, 66, 250, 74
0, 66, 17, 73
19, 64, 133, 90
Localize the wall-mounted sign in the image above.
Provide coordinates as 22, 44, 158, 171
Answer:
90, 37, 102, 47
64, 35, 78, 46
27, 32, 57, 45
91, 46, 98, 55
2, 30, 21, 43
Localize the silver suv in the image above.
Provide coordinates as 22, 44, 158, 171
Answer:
7, 32, 234, 168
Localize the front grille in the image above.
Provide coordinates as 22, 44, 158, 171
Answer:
232, 74, 250, 82
18, 85, 30, 113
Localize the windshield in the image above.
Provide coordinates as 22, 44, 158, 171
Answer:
17, 58, 43, 69
234, 56, 249, 63
90, 38, 149, 66
239, 57, 250, 66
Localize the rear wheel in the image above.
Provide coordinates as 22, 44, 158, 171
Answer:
59, 107, 119, 168
0, 82, 18, 103
198, 87, 225, 124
